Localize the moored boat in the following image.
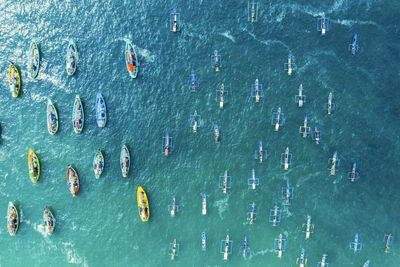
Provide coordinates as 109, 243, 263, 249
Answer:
120, 144, 130, 177
137, 186, 150, 222
67, 164, 79, 197
47, 98, 59, 135
43, 206, 55, 235
28, 148, 40, 183
66, 39, 78, 76
72, 95, 84, 133
125, 39, 138, 78
7, 201, 19, 236
28, 39, 40, 78
8, 60, 21, 98
96, 93, 106, 127
93, 149, 104, 179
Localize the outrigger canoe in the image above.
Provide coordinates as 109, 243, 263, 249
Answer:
66, 39, 78, 76
125, 39, 138, 78
7, 201, 19, 236
137, 186, 150, 222
72, 95, 84, 133
8, 61, 21, 98
47, 98, 58, 135
43, 206, 55, 235
93, 149, 104, 179
28, 39, 40, 78
28, 148, 40, 183
120, 144, 130, 177
67, 164, 79, 197
96, 93, 106, 127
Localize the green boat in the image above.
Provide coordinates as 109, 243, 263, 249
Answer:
43, 206, 55, 235
72, 95, 84, 133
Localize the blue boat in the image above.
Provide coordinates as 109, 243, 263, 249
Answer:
96, 93, 106, 127
66, 39, 78, 76
312, 126, 320, 144
125, 39, 138, 78
241, 236, 249, 258
349, 33, 359, 55
317, 13, 330, 36
201, 232, 206, 250
190, 70, 199, 92
214, 124, 220, 143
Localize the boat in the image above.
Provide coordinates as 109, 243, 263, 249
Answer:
8, 60, 21, 98
214, 124, 220, 143
120, 144, 130, 177
96, 93, 106, 127
170, 9, 180, 32
201, 232, 206, 250
66, 39, 78, 76
67, 164, 79, 197
72, 95, 84, 133
202, 194, 207, 215
28, 39, 40, 78
28, 149, 40, 183
93, 149, 104, 179
125, 39, 138, 78
7, 201, 19, 236
47, 98, 59, 135
363, 260, 370, 267
137, 186, 150, 222
43, 206, 55, 235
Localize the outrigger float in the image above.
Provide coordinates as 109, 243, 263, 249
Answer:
312, 126, 321, 144
248, 1, 259, 23
170, 9, 180, 32
317, 13, 330, 36
280, 147, 292, 170
241, 236, 250, 258
254, 141, 266, 163
214, 124, 220, 143
269, 205, 282, 226
317, 254, 328, 267
247, 202, 256, 224
271, 107, 285, 131
169, 238, 179, 260
211, 50, 222, 72
189, 70, 199, 92
296, 249, 308, 267
219, 170, 231, 194
327, 92, 335, 115
220, 235, 233, 260
350, 233, 363, 253
328, 152, 339, 175
190, 110, 201, 133
299, 116, 311, 138
349, 34, 359, 55
384, 233, 393, 254
201, 232, 206, 250
248, 168, 259, 190
216, 83, 228, 108
295, 84, 306, 107
202, 194, 207, 215
302, 215, 315, 239
251, 79, 263, 102
168, 195, 179, 216
363, 260, 370, 267
284, 53, 295, 76
282, 181, 294, 205
274, 234, 286, 258
162, 132, 173, 156
348, 162, 360, 182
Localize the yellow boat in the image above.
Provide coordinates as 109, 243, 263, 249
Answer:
137, 186, 150, 222
8, 61, 21, 98
28, 148, 40, 183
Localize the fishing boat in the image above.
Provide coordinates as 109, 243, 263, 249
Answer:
137, 186, 150, 222
202, 194, 207, 215
214, 124, 220, 143
67, 164, 79, 197
93, 149, 104, 179
201, 232, 206, 250
66, 39, 78, 76
28, 39, 40, 78
125, 39, 138, 78
47, 98, 59, 135
363, 260, 370, 267
162, 132, 173, 156
28, 149, 40, 183
43, 206, 55, 235
72, 95, 84, 133
96, 93, 106, 127
7, 202, 19, 236
120, 144, 130, 177
8, 60, 21, 98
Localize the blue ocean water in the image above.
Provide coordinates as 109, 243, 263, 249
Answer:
0, 0, 399, 266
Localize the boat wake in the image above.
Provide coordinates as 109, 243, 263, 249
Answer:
219, 31, 235, 42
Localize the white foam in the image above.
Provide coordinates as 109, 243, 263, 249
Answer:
213, 196, 229, 219
335, 19, 381, 28
220, 31, 235, 42
62, 242, 84, 265
136, 47, 155, 63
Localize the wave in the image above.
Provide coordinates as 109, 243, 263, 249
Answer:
219, 31, 235, 42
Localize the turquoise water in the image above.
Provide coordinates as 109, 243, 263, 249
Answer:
0, 0, 399, 266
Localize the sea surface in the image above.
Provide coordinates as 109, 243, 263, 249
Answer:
0, 0, 399, 266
